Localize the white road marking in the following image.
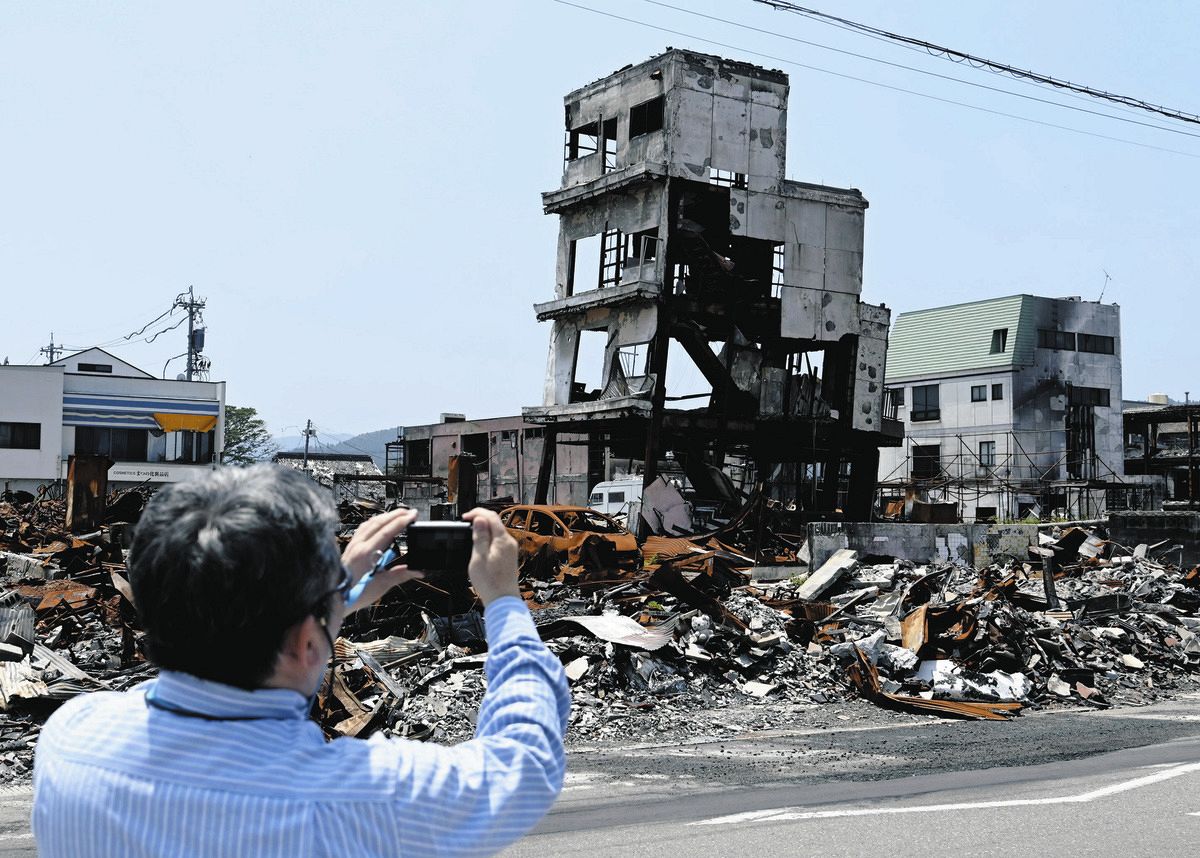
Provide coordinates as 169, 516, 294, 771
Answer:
691, 762, 1200, 826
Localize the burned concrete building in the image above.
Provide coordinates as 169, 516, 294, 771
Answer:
521, 49, 901, 523
878, 294, 1144, 522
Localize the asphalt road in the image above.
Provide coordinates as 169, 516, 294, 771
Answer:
5, 698, 1200, 855
504, 697, 1200, 857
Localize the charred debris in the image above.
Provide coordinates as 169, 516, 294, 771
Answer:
2, 484, 1200, 783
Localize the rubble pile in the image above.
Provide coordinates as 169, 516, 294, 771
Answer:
3, 484, 1200, 779
0, 489, 151, 780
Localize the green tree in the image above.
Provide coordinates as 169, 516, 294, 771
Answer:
222, 405, 276, 465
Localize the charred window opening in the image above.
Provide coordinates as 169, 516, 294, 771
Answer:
571, 328, 608, 402
727, 237, 779, 298
1068, 385, 1111, 407
565, 120, 599, 162
624, 228, 658, 264
602, 117, 618, 173
461, 432, 488, 460
771, 244, 785, 298
617, 343, 650, 378
568, 233, 603, 295
1078, 333, 1115, 354
629, 96, 664, 138
709, 167, 747, 189
912, 444, 941, 480
405, 439, 431, 475
1038, 329, 1076, 351
599, 227, 624, 289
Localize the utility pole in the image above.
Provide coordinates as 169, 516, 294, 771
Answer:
302, 420, 315, 470
39, 333, 63, 365
173, 286, 208, 381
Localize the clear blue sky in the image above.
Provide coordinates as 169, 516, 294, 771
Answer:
3, 2, 1197, 439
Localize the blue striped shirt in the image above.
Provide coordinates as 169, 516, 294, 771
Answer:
32, 596, 569, 857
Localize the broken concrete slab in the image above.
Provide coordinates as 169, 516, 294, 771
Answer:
796, 549, 858, 601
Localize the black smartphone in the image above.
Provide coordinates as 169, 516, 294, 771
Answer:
403, 521, 473, 576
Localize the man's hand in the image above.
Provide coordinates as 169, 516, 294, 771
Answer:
462, 508, 521, 606
341, 507, 424, 610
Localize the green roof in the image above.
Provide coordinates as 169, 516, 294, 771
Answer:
886, 294, 1038, 380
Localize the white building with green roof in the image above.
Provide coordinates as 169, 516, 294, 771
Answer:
879, 294, 1123, 521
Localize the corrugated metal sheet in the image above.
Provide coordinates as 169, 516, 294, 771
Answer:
886, 294, 1039, 380
0, 591, 34, 661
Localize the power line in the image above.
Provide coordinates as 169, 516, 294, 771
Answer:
642, 1, 1200, 141
754, 0, 1200, 126
551, 1, 1200, 160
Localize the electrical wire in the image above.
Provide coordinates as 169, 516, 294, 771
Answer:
642, 1, 1200, 140
60, 306, 184, 352
551, 1, 1200, 160
754, 0, 1200, 126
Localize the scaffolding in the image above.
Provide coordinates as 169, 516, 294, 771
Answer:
877, 429, 1157, 522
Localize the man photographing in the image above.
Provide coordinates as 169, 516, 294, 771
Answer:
32, 465, 570, 856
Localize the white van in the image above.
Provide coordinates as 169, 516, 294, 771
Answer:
588, 477, 642, 518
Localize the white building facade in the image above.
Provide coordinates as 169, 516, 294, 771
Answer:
0, 348, 225, 493
878, 295, 1124, 522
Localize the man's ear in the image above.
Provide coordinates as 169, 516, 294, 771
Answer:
276, 617, 325, 673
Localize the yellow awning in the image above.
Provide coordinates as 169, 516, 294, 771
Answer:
153, 413, 217, 433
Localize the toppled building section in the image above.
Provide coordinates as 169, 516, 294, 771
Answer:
522, 49, 901, 527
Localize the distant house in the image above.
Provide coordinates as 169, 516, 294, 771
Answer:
0, 347, 225, 492
877, 295, 1136, 521
271, 451, 386, 504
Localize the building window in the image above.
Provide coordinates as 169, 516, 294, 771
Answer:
601, 117, 618, 173
771, 244, 785, 298
565, 120, 599, 162
1068, 386, 1111, 407
889, 387, 905, 407
912, 444, 940, 480
629, 96, 664, 138
989, 329, 1008, 354
708, 167, 748, 189
77, 363, 112, 373
608, 491, 626, 503
979, 440, 996, 467
975, 506, 997, 523
599, 227, 624, 289
405, 439, 431, 475
911, 384, 940, 422
0, 422, 40, 450
1038, 329, 1076, 351
991, 383, 1003, 400
524, 427, 545, 439
1078, 333, 1115, 355
75, 427, 147, 461
625, 228, 659, 263
971, 384, 987, 402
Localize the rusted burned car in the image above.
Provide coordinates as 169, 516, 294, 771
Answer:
499, 505, 641, 572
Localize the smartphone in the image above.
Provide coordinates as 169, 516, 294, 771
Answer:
403, 521, 473, 576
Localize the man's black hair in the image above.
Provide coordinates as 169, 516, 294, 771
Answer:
129, 464, 341, 689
